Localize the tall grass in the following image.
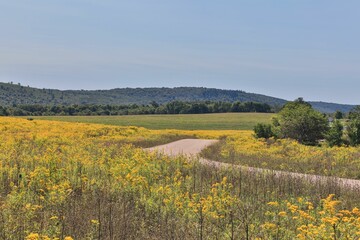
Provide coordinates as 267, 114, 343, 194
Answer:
202, 134, 360, 179
1, 118, 360, 239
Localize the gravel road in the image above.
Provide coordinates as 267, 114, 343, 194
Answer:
147, 139, 360, 189
147, 139, 218, 156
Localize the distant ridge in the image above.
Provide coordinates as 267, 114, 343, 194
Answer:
0, 82, 356, 113
309, 101, 355, 114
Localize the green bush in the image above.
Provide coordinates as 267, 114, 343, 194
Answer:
254, 123, 274, 139
347, 119, 360, 146
276, 98, 328, 145
325, 120, 344, 147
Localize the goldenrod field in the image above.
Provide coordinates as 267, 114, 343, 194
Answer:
203, 133, 360, 179
1, 117, 360, 239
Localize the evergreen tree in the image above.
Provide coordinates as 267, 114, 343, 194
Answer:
325, 120, 344, 147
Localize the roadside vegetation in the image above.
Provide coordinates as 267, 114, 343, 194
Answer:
203, 99, 360, 179
253, 98, 360, 147
202, 132, 360, 179
1, 117, 360, 239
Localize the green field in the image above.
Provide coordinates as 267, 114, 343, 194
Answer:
24, 113, 274, 130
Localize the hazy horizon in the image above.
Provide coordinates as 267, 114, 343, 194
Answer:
1, 1, 360, 104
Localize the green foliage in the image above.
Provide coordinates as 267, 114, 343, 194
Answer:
0, 101, 273, 116
253, 123, 274, 139
347, 106, 360, 146
349, 106, 360, 120
334, 110, 344, 119
347, 119, 360, 146
0, 82, 356, 113
0, 82, 286, 106
325, 120, 344, 147
277, 99, 329, 145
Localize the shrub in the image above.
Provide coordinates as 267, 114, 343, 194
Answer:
334, 110, 343, 119
325, 120, 344, 147
254, 123, 274, 139
347, 119, 360, 146
276, 98, 328, 145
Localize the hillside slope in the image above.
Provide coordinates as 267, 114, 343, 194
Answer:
0, 82, 355, 113
0, 82, 286, 106
309, 101, 355, 114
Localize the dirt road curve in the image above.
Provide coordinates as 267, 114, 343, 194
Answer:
147, 139, 360, 189
147, 139, 218, 156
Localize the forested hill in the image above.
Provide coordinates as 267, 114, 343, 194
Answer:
309, 102, 356, 114
0, 82, 286, 106
0, 82, 356, 113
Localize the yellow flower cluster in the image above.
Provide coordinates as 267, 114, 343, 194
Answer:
190, 177, 238, 220
0, 117, 238, 238
1, 117, 360, 239
263, 194, 360, 239
26, 233, 73, 240
218, 132, 360, 178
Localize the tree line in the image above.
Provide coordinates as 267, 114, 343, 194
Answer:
254, 98, 360, 147
0, 101, 273, 116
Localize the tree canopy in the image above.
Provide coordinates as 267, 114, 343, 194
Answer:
0, 101, 273, 116
274, 98, 329, 145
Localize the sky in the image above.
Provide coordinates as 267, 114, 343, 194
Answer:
0, 1, 359, 104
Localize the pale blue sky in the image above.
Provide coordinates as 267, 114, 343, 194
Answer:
0, 1, 359, 104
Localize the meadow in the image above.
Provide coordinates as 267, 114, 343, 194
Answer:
23, 112, 273, 130
202, 133, 360, 179
1, 117, 360, 239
